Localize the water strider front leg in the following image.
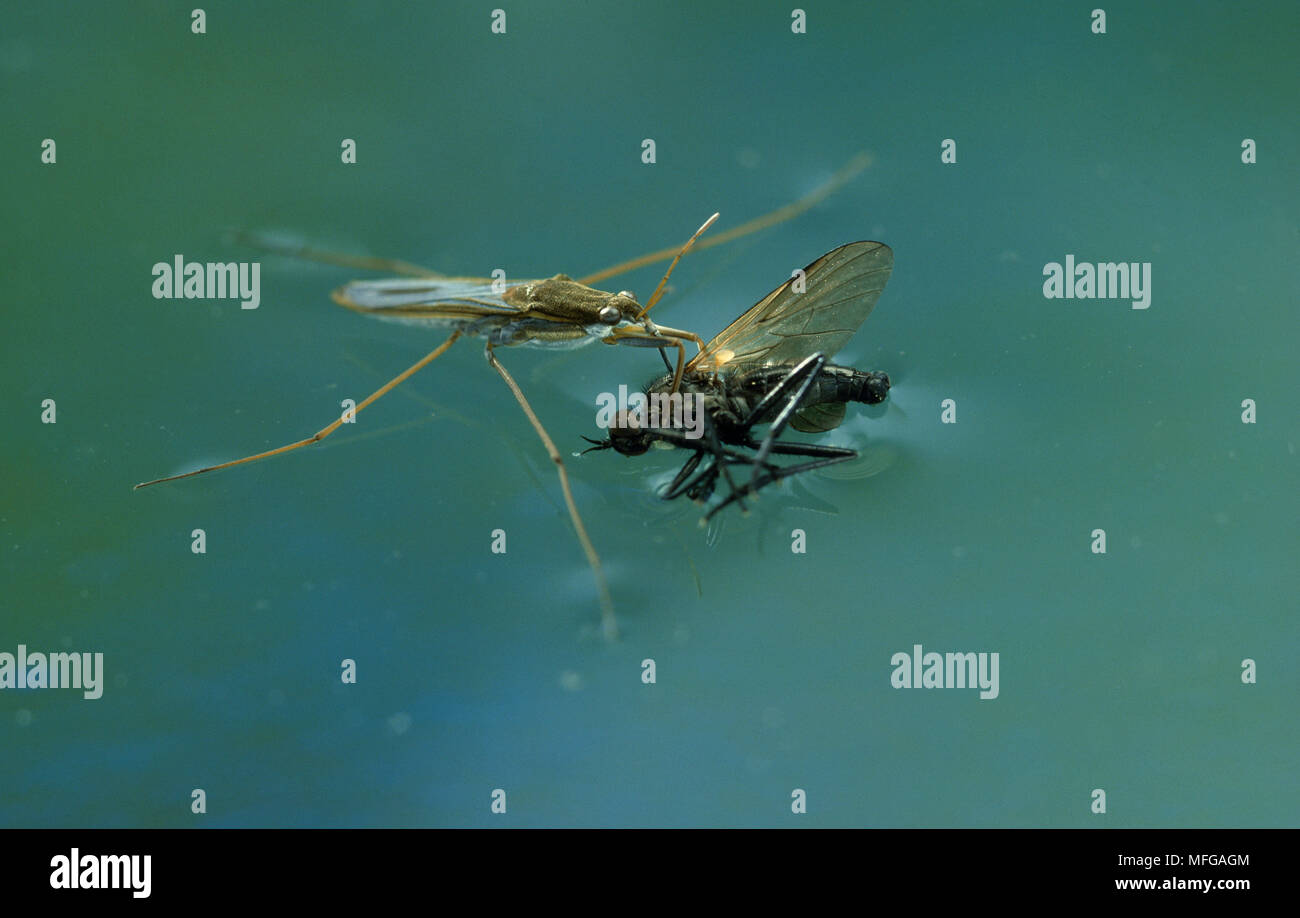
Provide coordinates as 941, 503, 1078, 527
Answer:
610, 321, 706, 394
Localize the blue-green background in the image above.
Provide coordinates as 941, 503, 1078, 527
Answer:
3, 1, 1296, 827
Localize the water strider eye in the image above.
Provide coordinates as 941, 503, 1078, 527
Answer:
598, 304, 622, 325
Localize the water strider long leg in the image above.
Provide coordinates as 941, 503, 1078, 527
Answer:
575, 152, 872, 287
134, 331, 463, 488
228, 228, 454, 279
484, 343, 618, 642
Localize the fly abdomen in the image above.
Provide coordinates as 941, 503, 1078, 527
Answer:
811, 365, 891, 406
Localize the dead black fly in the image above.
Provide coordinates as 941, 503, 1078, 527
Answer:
583, 241, 894, 520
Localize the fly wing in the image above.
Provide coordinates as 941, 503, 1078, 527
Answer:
687, 242, 892, 372
790, 401, 847, 433
331, 277, 524, 326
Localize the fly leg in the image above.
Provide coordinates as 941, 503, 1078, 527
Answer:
664, 450, 707, 499
702, 446, 858, 522
654, 429, 727, 503
736, 353, 829, 493
657, 408, 750, 511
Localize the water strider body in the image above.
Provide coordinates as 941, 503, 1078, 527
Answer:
134, 222, 719, 641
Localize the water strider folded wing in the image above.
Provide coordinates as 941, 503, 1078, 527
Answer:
332, 277, 524, 327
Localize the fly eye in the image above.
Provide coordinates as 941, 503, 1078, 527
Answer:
617, 290, 635, 300
598, 304, 622, 325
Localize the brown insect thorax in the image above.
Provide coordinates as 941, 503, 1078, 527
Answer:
503, 275, 641, 324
